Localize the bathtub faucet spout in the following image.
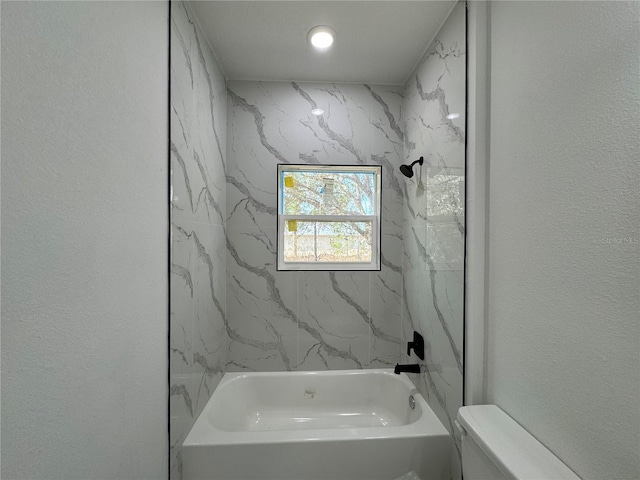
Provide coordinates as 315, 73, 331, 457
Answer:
394, 363, 420, 374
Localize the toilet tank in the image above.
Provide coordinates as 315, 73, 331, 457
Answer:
457, 405, 580, 480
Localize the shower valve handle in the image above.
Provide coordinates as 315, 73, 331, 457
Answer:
407, 331, 425, 360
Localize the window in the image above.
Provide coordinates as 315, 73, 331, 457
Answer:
277, 164, 381, 271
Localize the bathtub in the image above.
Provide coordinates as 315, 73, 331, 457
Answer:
182, 369, 451, 480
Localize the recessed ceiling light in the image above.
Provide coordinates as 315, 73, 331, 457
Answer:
311, 108, 325, 116
308, 26, 335, 50
447, 113, 460, 120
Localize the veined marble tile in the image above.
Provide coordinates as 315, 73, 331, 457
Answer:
169, 452, 183, 480
401, 165, 428, 226
403, 222, 463, 402
376, 150, 405, 239
169, 374, 195, 462
400, 8, 465, 478
228, 81, 317, 168
402, 224, 436, 368
297, 272, 371, 370
226, 332, 298, 373
170, 117, 194, 222
226, 90, 280, 229
402, 225, 429, 314
189, 223, 226, 362
190, 222, 226, 416
368, 85, 405, 238
423, 269, 463, 373
290, 83, 372, 165
170, 1, 201, 224
403, 3, 465, 232
170, 223, 194, 376
367, 84, 404, 149
425, 166, 465, 218
172, 218, 227, 423
369, 275, 402, 367
426, 220, 465, 269
226, 226, 299, 371
402, 143, 465, 227
170, 2, 196, 154
369, 234, 403, 368
227, 81, 404, 229
170, 2, 227, 475
193, 20, 226, 225
225, 79, 404, 374
171, 138, 225, 227
171, 1, 226, 227
406, 26, 465, 169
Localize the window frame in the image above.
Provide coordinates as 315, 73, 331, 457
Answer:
276, 164, 382, 272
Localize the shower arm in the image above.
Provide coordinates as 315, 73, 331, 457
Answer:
410, 157, 424, 168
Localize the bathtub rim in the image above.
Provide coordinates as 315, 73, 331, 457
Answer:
183, 368, 450, 447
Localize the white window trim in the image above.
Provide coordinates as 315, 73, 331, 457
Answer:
277, 164, 381, 271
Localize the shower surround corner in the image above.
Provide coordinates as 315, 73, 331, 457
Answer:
401, 2, 467, 478
170, 1, 228, 476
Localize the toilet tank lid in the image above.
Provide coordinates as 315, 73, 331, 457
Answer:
457, 405, 580, 480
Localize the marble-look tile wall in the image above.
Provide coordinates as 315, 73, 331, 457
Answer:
169, 2, 227, 478
226, 81, 404, 372
401, 2, 466, 479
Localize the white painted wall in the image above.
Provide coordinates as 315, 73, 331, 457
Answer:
1, 2, 168, 479
486, 2, 640, 479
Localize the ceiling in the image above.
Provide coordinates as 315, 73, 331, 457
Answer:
188, 1, 458, 86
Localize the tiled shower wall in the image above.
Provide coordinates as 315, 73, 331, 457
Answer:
169, 2, 227, 477
401, 2, 466, 478
226, 82, 405, 371
169, 1, 466, 478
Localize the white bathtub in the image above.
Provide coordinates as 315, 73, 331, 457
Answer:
182, 369, 451, 480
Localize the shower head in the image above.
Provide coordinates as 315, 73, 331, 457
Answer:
399, 164, 414, 178
399, 157, 424, 178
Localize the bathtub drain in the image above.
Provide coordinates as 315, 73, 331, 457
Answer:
408, 395, 415, 410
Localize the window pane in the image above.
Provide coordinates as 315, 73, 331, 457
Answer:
283, 221, 372, 263
281, 170, 376, 216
